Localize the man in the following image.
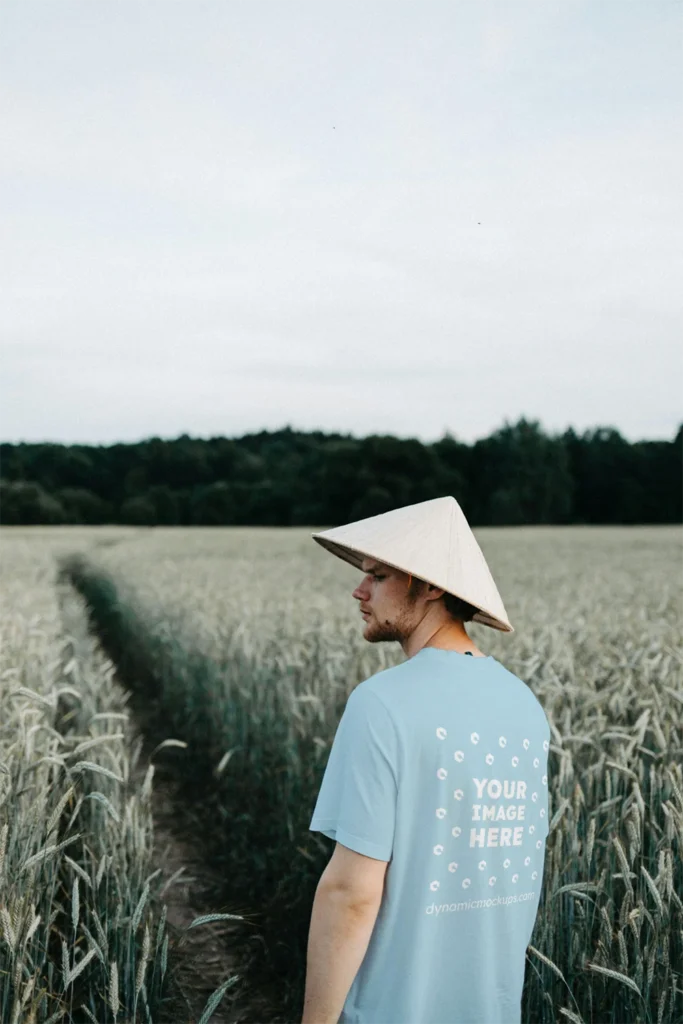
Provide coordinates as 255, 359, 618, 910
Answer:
303, 496, 551, 1024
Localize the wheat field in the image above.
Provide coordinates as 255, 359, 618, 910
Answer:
0, 529, 241, 1024
1, 524, 682, 1023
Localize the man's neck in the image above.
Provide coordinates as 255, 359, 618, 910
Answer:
402, 619, 484, 659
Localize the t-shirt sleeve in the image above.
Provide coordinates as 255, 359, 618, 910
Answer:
309, 686, 398, 862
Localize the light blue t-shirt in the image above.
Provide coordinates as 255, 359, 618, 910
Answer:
309, 647, 551, 1024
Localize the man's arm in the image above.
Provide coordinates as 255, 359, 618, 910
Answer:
301, 883, 382, 1024
301, 842, 388, 1024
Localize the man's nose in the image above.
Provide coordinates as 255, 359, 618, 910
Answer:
352, 582, 368, 600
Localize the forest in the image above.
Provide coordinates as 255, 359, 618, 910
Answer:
1, 417, 681, 526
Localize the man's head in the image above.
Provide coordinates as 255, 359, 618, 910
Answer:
351, 556, 479, 646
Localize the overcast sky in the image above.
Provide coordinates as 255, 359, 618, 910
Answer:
1, 1, 681, 447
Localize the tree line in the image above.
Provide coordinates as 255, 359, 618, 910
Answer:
1, 417, 681, 527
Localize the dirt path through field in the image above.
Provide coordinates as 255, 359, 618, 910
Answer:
57, 562, 280, 1024
150, 772, 240, 1023
149, 767, 272, 1024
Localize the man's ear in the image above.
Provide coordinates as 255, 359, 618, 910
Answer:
424, 583, 446, 601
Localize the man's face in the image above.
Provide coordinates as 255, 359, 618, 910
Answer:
351, 557, 422, 643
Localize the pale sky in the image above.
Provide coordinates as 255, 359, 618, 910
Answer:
1, 1, 681, 446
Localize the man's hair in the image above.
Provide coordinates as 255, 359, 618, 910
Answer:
441, 591, 479, 623
407, 575, 478, 623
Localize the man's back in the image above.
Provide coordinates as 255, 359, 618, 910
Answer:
309, 646, 551, 1024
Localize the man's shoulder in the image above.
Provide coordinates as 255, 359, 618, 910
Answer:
355, 655, 548, 727
350, 655, 430, 712
352, 655, 423, 707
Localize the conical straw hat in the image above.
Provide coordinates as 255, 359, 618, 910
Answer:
311, 495, 513, 633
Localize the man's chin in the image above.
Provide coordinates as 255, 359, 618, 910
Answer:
363, 625, 402, 643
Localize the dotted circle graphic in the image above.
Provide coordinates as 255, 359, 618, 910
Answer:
430, 724, 548, 897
